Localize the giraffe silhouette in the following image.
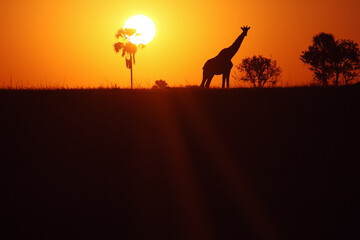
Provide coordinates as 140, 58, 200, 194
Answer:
201, 26, 250, 88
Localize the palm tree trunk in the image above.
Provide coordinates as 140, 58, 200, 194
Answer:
130, 54, 133, 89
131, 65, 133, 89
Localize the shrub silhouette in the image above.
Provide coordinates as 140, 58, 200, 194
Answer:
233, 55, 281, 88
300, 33, 360, 86
152, 80, 169, 89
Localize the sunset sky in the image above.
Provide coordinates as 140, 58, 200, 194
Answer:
1, 0, 360, 88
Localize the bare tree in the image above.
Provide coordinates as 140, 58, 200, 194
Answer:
114, 29, 144, 89
233, 55, 281, 88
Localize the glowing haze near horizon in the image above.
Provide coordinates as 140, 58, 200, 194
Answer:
1, 0, 360, 88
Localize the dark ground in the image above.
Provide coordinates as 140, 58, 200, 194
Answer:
0, 87, 359, 239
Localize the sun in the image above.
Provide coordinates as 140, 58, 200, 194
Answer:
124, 15, 156, 45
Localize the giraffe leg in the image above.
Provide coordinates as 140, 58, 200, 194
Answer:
205, 74, 214, 88
200, 71, 207, 87
222, 74, 226, 88
225, 70, 231, 88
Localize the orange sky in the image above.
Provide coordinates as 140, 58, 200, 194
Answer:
1, 0, 360, 88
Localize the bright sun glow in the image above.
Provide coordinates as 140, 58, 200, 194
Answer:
124, 15, 156, 45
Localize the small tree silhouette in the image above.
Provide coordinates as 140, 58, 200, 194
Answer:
152, 80, 169, 89
333, 39, 360, 86
300, 33, 335, 86
233, 55, 281, 88
114, 28, 144, 89
300, 33, 360, 86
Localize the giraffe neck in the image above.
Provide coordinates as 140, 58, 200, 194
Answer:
225, 32, 247, 60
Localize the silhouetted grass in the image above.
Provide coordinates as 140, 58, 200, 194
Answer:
1, 86, 359, 239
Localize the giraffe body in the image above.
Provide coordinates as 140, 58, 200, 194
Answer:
201, 26, 250, 88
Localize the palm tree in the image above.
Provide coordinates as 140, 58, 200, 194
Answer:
114, 28, 144, 89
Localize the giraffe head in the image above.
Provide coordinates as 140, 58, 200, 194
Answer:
241, 26, 251, 36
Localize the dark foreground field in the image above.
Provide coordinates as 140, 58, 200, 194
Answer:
1, 87, 359, 239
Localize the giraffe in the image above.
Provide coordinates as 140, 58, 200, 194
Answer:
201, 26, 250, 88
